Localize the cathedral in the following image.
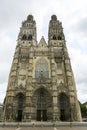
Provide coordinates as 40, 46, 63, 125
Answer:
3, 14, 82, 122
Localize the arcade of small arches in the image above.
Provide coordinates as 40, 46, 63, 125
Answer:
22, 34, 32, 40
53, 35, 62, 40
22, 34, 62, 41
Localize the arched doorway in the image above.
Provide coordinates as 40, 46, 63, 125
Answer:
32, 88, 52, 121
59, 92, 70, 121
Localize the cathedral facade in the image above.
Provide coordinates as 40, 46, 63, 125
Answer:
3, 15, 82, 122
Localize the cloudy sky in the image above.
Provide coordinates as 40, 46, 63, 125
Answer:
0, 0, 87, 104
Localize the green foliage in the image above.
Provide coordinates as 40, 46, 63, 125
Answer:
80, 104, 87, 117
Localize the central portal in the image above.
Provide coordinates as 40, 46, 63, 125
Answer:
36, 88, 47, 121
32, 88, 52, 121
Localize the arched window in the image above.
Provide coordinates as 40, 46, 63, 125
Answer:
28, 34, 32, 40
22, 34, 27, 40
53, 35, 57, 40
35, 58, 49, 79
58, 36, 62, 40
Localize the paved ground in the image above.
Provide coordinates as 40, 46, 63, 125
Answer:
0, 126, 87, 130
0, 122, 87, 130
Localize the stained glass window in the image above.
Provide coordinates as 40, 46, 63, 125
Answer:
35, 58, 49, 78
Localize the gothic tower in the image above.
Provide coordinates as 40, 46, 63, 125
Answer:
3, 15, 82, 122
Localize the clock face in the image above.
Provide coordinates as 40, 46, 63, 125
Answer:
35, 58, 49, 78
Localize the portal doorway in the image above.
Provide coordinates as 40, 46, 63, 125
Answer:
32, 88, 52, 121
59, 92, 70, 121
15, 93, 25, 122
36, 88, 47, 121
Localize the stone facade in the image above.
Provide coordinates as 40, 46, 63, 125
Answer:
3, 15, 82, 122
0, 104, 3, 121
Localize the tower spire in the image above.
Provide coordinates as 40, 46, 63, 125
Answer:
18, 15, 37, 46
48, 14, 65, 44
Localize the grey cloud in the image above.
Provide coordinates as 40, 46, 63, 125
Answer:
76, 17, 87, 33
70, 16, 87, 35
77, 77, 87, 85
0, 83, 7, 103
0, 64, 10, 83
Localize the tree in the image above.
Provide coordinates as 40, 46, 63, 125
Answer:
80, 104, 87, 118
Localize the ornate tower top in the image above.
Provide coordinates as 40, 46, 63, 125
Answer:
18, 15, 37, 45
48, 15, 65, 42
51, 15, 57, 21
27, 15, 33, 21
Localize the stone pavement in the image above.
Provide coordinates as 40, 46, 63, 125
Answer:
0, 126, 87, 130
0, 122, 87, 130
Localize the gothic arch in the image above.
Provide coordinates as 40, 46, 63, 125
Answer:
53, 35, 57, 40
22, 34, 27, 40
14, 93, 25, 122
58, 35, 62, 40
31, 87, 53, 121
28, 34, 32, 40
58, 92, 70, 121
35, 58, 49, 79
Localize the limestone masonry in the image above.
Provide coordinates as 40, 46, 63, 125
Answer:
3, 15, 82, 122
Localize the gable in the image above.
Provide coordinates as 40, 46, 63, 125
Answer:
38, 36, 47, 48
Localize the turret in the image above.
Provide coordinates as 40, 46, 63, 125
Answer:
18, 15, 37, 46
48, 15, 65, 46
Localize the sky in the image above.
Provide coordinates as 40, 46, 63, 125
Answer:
0, 0, 87, 104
